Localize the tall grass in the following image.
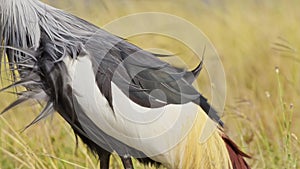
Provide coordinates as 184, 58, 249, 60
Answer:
1, 0, 299, 168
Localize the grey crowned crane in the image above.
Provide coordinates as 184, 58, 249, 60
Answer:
0, 0, 250, 169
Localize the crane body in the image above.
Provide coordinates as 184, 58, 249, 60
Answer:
0, 0, 250, 168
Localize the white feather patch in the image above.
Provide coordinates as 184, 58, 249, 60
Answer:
64, 55, 201, 165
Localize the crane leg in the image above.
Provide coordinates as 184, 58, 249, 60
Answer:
121, 156, 134, 169
99, 151, 111, 169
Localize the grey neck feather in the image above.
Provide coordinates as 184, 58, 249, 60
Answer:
0, 0, 99, 63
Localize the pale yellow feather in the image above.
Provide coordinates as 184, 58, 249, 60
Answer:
161, 108, 232, 169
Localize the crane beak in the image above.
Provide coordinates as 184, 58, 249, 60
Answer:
0, 40, 4, 62
0, 13, 4, 57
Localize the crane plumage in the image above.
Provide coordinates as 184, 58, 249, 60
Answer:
0, 0, 250, 168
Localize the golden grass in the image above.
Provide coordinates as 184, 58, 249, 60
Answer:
1, 0, 300, 168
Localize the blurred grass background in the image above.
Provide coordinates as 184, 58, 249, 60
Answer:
1, 0, 300, 168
